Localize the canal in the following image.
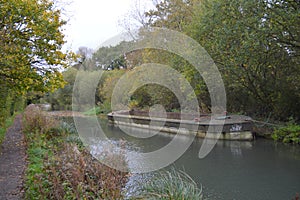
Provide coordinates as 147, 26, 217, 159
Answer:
74, 117, 300, 199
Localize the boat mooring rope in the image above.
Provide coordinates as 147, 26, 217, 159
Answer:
249, 113, 282, 128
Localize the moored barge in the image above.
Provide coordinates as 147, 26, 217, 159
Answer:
108, 110, 254, 141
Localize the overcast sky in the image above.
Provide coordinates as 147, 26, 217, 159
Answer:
62, 0, 153, 52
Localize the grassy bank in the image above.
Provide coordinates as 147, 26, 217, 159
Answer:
23, 105, 128, 199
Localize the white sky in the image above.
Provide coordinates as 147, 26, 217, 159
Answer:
62, 0, 154, 52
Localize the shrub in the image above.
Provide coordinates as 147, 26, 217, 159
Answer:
23, 104, 59, 134
272, 123, 300, 144
128, 100, 139, 111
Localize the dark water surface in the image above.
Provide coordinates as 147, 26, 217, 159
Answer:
74, 117, 300, 199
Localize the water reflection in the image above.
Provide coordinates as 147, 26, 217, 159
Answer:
221, 140, 253, 157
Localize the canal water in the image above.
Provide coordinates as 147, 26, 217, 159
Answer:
74, 117, 300, 199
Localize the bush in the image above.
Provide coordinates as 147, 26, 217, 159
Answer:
272, 123, 300, 144
23, 104, 59, 134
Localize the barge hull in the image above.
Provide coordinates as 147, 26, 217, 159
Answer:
107, 111, 254, 141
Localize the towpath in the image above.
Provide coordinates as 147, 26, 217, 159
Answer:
0, 115, 26, 200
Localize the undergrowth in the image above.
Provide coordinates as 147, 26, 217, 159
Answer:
272, 121, 300, 144
23, 105, 128, 199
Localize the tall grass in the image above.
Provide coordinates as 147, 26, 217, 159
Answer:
132, 168, 203, 200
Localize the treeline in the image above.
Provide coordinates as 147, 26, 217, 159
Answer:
139, 0, 299, 121
1, 0, 298, 124
45, 0, 299, 122
86, 1, 299, 121
41, 67, 125, 113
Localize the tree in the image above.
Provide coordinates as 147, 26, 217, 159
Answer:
76, 46, 95, 70
0, 0, 73, 93
0, 0, 74, 124
136, 0, 210, 112
42, 67, 78, 110
98, 70, 126, 106
189, 0, 300, 120
132, 0, 299, 120
145, 0, 195, 31
92, 41, 141, 70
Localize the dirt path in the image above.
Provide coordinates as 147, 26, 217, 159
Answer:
0, 115, 26, 200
